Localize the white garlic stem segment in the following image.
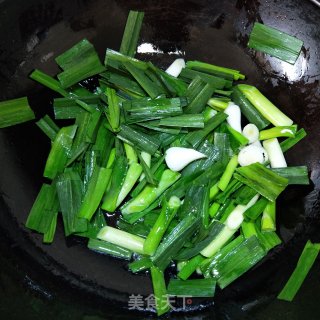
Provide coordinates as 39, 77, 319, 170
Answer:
165, 147, 206, 172
242, 123, 259, 144
224, 103, 242, 133
165, 58, 186, 77
263, 138, 287, 168
225, 194, 259, 230
238, 145, 269, 167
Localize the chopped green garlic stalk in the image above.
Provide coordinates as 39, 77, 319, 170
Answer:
218, 155, 238, 191
97, 226, 145, 254
263, 138, 287, 168
144, 196, 181, 255
207, 98, 229, 111
201, 195, 259, 257
124, 143, 138, 164
141, 151, 151, 166
225, 194, 259, 230
261, 201, 276, 231
238, 145, 268, 167
121, 169, 181, 215
224, 103, 242, 133
139, 151, 151, 181
165, 58, 186, 77
177, 261, 188, 272
209, 202, 221, 218
209, 182, 220, 200
116, 162, 143, 207
107, 148, 116, 168
277, 241, 320, 302
259, 125, 297, 141
200, 227, 235, 258
242, 123, 259, 144
238, 84, 293, 126
203, 106, 218, 122
165, 147, 207, 172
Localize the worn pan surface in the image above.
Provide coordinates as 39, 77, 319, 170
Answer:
0, 0, 320, 319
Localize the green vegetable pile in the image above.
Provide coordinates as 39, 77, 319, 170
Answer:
0, 11, 316, 316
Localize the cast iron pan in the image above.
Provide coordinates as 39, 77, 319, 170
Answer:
0, 0, 320, 319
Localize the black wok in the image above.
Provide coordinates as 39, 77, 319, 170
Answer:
0, 0, 320, 319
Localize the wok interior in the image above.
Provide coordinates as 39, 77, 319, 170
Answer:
0, 0, 320, 319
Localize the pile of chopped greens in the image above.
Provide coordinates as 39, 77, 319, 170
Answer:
0, 10, 316, 316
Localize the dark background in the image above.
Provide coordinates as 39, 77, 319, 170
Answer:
0, 0, 320, 319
